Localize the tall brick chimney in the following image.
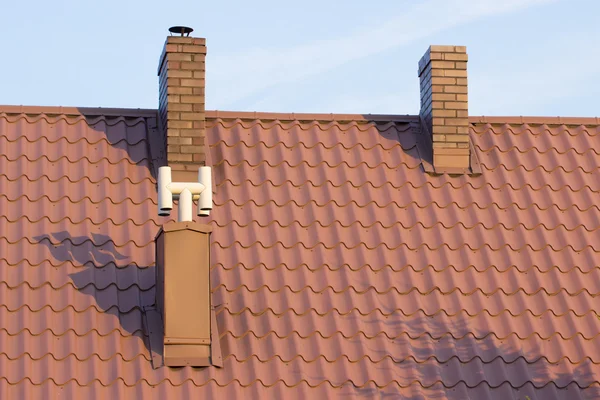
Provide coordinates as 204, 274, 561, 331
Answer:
158, 29, 207, 181
153, 28, 222, 368
418, 45, 470, 171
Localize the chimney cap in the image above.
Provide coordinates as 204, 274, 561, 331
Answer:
169, 26, 194, 36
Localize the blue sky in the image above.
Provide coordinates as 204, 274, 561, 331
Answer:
1, 0, 598, 116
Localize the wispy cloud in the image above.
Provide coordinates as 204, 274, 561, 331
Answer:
470, 29, 600, 116
209, 0, 556, 109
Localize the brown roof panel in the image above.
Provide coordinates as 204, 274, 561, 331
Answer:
0, 107, 600, 399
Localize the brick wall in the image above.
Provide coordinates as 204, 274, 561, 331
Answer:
158, 36, 207, 176
418, 45, 470, 170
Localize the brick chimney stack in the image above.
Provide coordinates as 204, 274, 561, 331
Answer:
418, 45, 470, 171
158, 32, 207, 180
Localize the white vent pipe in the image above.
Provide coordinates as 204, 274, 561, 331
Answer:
198, 166, 212, 217
178, 188, 193, 222
157, 166, 212, 222
158, 167, 173, 216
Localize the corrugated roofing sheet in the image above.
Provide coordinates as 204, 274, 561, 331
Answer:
0, 107, 599, 399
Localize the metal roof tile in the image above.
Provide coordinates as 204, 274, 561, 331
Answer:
0, 107, 599, 398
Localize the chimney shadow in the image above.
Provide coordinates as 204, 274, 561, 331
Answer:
76, 108, 164, 180
54, 109, 168, 366
363, 116, 424, 169
34, 231, 156, 357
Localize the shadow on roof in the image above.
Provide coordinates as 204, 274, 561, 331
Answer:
77, 108, 164, 179
365, 117, 424, 169
34, 231, 155, 355
290, 284, 600, 399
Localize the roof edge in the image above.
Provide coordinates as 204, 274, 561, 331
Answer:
0, 105, 157, 118
0, 106, 419, 123
1, 105, 598, 125
205, 110, 420, 122
470, 115, 600, 125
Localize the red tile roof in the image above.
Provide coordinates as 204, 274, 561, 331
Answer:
1, 106, 600, 399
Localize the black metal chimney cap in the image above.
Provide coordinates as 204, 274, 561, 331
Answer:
169, 26, 193, 37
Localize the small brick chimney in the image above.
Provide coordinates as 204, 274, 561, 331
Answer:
418, 45, 470, 171
158, 31, 207, 181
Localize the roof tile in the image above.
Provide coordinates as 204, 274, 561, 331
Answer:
0, 107, 599, 398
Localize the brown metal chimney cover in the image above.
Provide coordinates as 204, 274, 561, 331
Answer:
155, 221, 217, 367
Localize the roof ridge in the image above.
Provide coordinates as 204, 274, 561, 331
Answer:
0, 105, 156, 118
1, 105, 598, 125
471, 115, 600, 125
206, 110, 419, 122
